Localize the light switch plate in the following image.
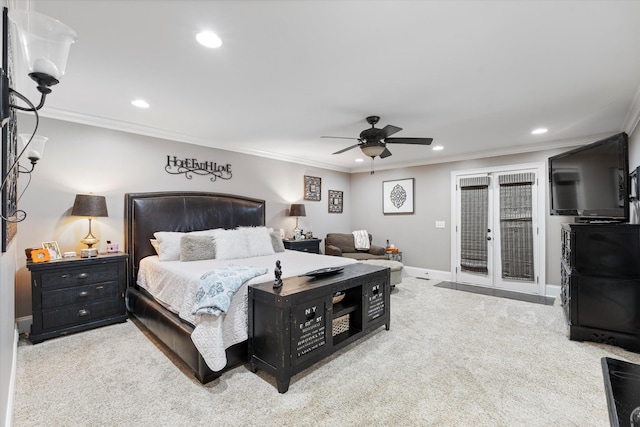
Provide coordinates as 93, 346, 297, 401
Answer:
435, 221, 446, 229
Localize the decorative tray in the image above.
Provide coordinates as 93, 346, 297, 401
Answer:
303, 266, 344, 277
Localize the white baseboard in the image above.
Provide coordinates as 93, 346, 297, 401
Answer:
404, 266, 559, 299
16, 316, 31, 336
5, 326, 18, 427
403, 266, 452, 282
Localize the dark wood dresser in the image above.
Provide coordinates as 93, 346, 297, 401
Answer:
27, 253, 128, 343
282, 238, 322, 254
561, 223, 640, 351
248, 262, 390, 393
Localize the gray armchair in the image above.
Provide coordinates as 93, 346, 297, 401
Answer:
325, 233, 387, 260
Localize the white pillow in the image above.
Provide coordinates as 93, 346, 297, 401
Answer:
153, 231, 185, 261
211, 229, 251, 260
150, 239, 160, 254
239, 226, 276, 257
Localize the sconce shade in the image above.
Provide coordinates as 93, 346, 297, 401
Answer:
360, 144, 386, 158
18, 133, 47, 162
71, 194, 108, 217
9, 10, 78, 81
289, 204, 306, 217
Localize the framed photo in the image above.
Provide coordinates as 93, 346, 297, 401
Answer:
328, 190, 343, 213
42, 241, 62, 260
383, 178, 414, 214
304, 175, 321, 201
30, 248, 50, 263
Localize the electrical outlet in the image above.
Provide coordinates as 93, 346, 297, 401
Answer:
435, 221, 446, 229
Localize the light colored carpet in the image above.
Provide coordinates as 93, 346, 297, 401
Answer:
13, 278, 640, 426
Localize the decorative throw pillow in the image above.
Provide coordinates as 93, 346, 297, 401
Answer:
211, 229, 251, 260
150, 239, 160, 254
238, 226, 276, 257
153, 231, 185, 261
270, 231, 285, 253
180, 234, 216, 262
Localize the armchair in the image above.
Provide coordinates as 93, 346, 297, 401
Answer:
325, 233, 387, 260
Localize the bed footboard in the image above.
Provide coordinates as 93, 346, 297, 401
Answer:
125, 287, 247, 383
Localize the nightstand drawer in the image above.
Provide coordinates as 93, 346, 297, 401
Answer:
41, 281, 119, 309
42, 299, 122, 330
40, 264, 118, 288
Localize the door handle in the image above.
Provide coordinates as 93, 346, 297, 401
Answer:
487, 237, 492, 241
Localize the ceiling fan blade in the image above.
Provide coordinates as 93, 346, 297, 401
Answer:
332, 144, 361, 155
321, 136, 359, 140
384, 137, 433, 145
379, 148, 392, 158
379, 125, 402, 139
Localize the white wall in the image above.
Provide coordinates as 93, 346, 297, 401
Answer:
14, 115, 352, 319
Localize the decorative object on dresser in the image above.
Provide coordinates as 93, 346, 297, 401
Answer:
1, 7, 77, 251
288, 203, 306, 239
304, 175, 321, 201
71, 193, 108, 258
27, 252, 128, 344
383, 178, 414, 214
282, 237, 321, 254
248, 262, 390, 393
560, 223, 640, 352
328, 189, 343, 213
42, 240, 61, 260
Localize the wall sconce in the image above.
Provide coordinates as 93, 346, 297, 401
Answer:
0, 7, 76, 228
71, 194, 108, 258
289, 203, 306, 240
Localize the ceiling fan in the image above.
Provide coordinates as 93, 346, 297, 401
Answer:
322, 116, 433, 169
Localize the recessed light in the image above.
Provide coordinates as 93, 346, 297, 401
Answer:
432, 145, 443, 151
131, 99, 149, 108
532, 128, 548, 135
196, 31, 222, 48
355, 158, 364, 163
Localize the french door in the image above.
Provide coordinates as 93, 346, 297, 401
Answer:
451, 163, 545, 295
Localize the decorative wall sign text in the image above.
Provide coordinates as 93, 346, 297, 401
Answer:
165, 155, 232, 182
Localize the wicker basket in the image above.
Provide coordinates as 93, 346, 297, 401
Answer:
332, 314, 350, 336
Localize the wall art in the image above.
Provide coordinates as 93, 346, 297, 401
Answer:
165, 155, 232, 182
328, 190, 343, 213
383, 178, 414, 214
304, 175, 321, 201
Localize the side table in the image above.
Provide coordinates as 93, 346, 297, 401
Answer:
283, 238, 322, 254
386, 251, 402, 262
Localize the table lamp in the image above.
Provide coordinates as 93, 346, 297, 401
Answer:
289, 203, 306, 240
71, 194, 108, 257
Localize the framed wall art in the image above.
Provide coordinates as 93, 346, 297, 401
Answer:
328, 190, 343, 213
304, 175, 321, 201
383, 178, 414, 214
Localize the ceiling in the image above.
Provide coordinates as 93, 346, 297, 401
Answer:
12, 0, 640, 173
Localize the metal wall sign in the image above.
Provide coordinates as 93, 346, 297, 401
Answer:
165, 155, 232, 181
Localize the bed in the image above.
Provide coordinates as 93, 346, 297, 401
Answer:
124, 191, 356, 383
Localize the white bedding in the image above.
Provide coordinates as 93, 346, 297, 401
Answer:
136, 250, 356, 371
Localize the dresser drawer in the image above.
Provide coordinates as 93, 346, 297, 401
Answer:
40, 264, 119, 288
41, 281, 119, 309
42, 299, 122, 330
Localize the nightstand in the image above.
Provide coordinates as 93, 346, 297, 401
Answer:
283, 238, 322, 254
27, 252, 129, 344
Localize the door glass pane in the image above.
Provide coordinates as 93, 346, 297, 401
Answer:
460, 177, 489, 273
499, 173, 534, 281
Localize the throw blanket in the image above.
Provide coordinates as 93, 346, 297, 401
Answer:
352, 229, 370, 250
192, 265, 268, 316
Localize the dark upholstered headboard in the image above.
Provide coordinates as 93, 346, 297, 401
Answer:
124, 192, 266, 284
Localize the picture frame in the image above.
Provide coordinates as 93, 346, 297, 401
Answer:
30, 248, 50, 263
383, 178, 414, 214
328, 190, 343, 213
42, 241, 62, 260
304, 175, 321, 201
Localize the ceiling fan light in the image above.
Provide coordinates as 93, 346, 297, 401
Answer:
360, 145, 385, 158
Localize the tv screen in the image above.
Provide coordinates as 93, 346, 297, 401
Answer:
548, 132, 629, 222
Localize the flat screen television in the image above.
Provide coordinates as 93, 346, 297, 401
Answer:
548, 132, 629, 222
